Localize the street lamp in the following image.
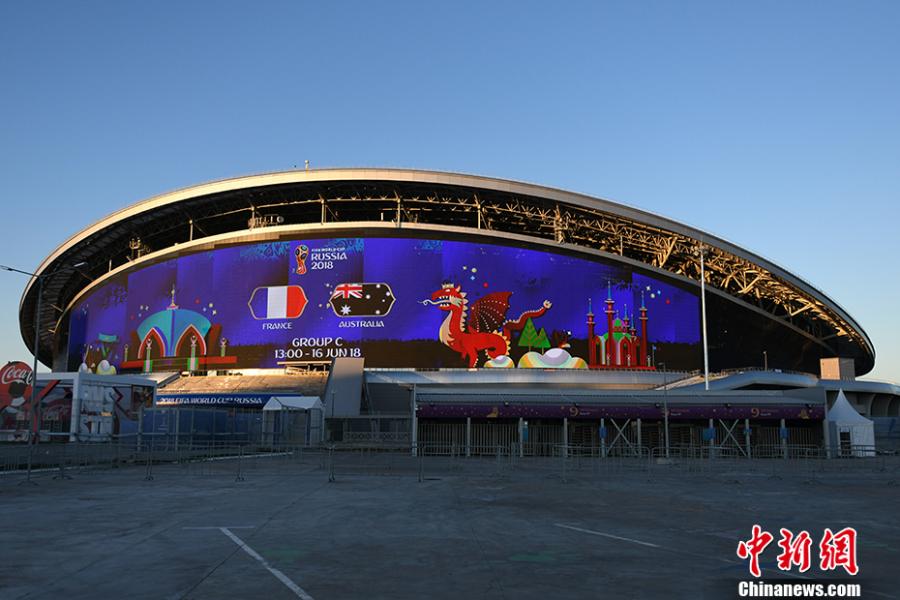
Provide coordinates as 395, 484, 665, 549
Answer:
763, 350, 768, 371
693, 245, 710, 390
1, 261, 86, 483
660, 361, 670, 459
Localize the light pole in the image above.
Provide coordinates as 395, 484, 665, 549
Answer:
330, 390, 335, 442
660, 361, 670, 459
694, 245, 710, 390
2, 261, 86, 483
763, 350, 768, 371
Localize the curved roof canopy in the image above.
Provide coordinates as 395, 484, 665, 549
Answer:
19, 168, 874, 373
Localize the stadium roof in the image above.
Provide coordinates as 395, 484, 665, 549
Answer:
19, 168, 874, 373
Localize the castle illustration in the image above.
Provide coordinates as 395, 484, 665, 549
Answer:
119, 286, 237, 372
586, 283, 655, 369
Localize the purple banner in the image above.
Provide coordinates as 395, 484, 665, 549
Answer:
416, 403, 824, 421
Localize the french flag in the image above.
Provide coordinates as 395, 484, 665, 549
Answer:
249, 285, 308, 319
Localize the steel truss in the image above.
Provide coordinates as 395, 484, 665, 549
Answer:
22, 180, 868, 367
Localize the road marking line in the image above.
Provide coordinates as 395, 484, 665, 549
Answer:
183, 526, 256, 530
554, 523, 661, 548
219, 527, 314, 600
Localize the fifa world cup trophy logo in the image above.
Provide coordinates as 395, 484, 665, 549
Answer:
295, 245, 309, 275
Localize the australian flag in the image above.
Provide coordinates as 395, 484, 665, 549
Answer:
329, 282, 395, 317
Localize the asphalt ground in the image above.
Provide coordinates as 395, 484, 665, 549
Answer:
1, 455, 898, 599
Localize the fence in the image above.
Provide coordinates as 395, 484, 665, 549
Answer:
0, 436, 328, 484
416, 419, 829, 459
140, 407, 265, 445
1, 440, 894, 487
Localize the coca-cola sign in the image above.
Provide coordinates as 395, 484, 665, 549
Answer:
1, 362, 33, 386
0, 361, 33, 430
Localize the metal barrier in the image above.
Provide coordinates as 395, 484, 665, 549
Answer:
1, 441, 894, 485
0, 438, 329, 484
325, 444, 420, 481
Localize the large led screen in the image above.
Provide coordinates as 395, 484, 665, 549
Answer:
67, 237, 701, 372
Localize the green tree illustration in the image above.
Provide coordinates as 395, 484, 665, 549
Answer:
518, 318, 540, 351
535, 327, 551, 351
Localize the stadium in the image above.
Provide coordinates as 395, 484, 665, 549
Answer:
12, 168, 900, 454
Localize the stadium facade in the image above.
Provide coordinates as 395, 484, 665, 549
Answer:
13, 169, 900, 452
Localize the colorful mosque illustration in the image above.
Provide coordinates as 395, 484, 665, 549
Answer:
119, 286, 237, 372
586, 283, 655, 370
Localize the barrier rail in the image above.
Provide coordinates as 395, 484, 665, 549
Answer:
1, 441, 893, 485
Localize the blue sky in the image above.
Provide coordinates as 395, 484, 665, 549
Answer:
1, 1, 897, 381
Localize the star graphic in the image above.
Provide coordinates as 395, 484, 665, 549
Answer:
340, 305, 352, 315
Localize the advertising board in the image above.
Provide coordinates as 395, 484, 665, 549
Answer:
68, 237, 700, 372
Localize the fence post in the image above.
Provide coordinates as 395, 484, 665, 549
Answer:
417, 446, 424, 483
744, 418, 751, 459
561, 443, 568, 484
562, 418, 568, 459
600, 418, 607, 459
235, 445, 245, 482
780, 418, 788, 460
19, 427, 38, 486
821, 398, 831, 460
328, 446, 335, 482
518, 417, 524, 458
144, 436, 154, 481
636, 418, 642, 454
410, 385, 417, 457
53, 445, 72, 480
465, 417, 471, 458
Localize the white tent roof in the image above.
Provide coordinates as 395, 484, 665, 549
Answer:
262, 396, 322, 411
827, 390, 872, 424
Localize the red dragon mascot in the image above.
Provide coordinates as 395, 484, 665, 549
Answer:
425, 282, 551, 367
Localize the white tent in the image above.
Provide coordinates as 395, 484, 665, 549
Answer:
827, 390, 875, 457
261, 396, 323, 445
262, 396, 322, 411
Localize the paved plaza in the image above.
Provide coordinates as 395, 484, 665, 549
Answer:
2, 455, 898, 599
